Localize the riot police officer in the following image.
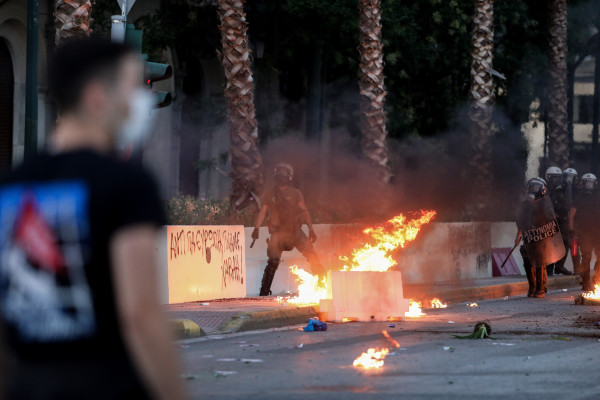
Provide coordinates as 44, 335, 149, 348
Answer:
545, 166, 573, 275
515, 178, 566, 298
252, 163, 325, 296
570, 173, 600, 291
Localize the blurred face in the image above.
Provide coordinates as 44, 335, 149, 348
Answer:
105, 54, 144, 137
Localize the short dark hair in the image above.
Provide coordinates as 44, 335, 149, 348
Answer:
48, 38, 136, 113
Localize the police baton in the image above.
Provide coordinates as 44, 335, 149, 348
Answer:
250, 239, 256, 248
499, 243, 519, 269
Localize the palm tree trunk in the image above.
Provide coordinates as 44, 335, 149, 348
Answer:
358, 0, 392, 184
547, 0, 569, 169
216, 0, 264, 210
54, 0, 93, 46
468, 0, 495, 215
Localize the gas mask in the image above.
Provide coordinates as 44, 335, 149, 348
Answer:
115, 88, 155, 151
526, 178, 547, 200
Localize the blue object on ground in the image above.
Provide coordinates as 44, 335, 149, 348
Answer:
303, 318, 328, 332
389, 324, 396, 328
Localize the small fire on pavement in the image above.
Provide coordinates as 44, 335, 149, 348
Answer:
467, 302, 479, 307
353, 348, 390, 369
405, 300, 426, 317
575, 284, 600, 305
381, 330, 400, 348
429, 298, 447, 308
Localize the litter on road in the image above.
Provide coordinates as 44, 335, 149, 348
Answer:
213, 371, 238, 377
302, 318, 328, 332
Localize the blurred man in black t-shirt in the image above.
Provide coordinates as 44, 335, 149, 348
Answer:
0, 39, 185, 400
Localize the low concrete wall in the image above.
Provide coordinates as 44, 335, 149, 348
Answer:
159, 221, 578, 301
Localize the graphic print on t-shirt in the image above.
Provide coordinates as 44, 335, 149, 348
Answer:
0, 181, 96, 342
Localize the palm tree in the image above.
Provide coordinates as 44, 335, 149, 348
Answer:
547, 0, 569, 169
216, 0, 264, 210
468, 0, 495, 214
54, 0, 93, 45
358, 0, 392, 184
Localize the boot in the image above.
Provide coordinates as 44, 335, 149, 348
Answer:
554, 264, 573, 275
525, 266, 536, 297
534, 267, 547, 298
259, 260, 279, 296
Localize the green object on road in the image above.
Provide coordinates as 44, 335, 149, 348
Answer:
453, 321, 496, 340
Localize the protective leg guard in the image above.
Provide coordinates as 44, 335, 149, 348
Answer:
259, 259, 279, 296
534, 267, 547, 298
525, 266, 536, 297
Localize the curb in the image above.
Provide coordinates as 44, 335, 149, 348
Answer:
217, 306, 319, 333
405, 275, 581, 304
170, 319, 206, 339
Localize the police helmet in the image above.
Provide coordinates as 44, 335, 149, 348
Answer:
527, 177, 547, 199
580, 173, 598, 192
545, 166, 563, 188
563, 167, 578, 185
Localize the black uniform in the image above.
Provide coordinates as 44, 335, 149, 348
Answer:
547, 186, 573, 275
517, 196, 566, 297
572, 191, 600, 290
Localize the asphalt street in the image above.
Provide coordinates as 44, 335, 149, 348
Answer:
178, 289, 600, 400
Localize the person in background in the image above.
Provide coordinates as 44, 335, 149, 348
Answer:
0, 38, 186, 400
545, 166, 573, 276
515, 178, 566, 298
570, 173, 600, 291
252, 163, 324, 296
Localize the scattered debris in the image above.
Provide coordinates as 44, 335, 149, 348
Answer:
217, 358, 236, 362
492, 343, 515, 346
382, 330, 401, 348
240, 359, 264, 363
178, 344, 190, 349
503, 296, 509, 301
562, 289, 568, 292
467, 303, 479, 307
239, 344, 260, 347
181, 373, 199, 380
448, 321, 455, 324
213, 371, 238, 377
302, 318, 328, 332
389, 324, 396, 328
200, 302, 210, 306
453, 321, 495, 340
442, 346, 455, 352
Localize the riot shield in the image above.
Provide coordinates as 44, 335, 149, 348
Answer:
520, 196, 566, 268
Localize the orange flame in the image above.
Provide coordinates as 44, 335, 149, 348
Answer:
583, 284, 600, 300
353, 348, 390, 369
405, 299, 426, 317
277, 211, 436, 306
429, 298, 447, 308
277, 265, 327, 305
342, 211, 436, 272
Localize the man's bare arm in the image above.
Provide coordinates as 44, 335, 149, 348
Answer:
298, 200, 314, 231
111, 225, 186, 400
254, 204, 269, 230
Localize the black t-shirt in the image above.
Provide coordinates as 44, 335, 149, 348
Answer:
0, 150, 164, 363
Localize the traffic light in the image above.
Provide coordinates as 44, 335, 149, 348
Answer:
145, 61, 172, 108
120, 24, 172, 109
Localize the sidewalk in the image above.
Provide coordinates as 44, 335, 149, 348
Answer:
167, 274, 581, 339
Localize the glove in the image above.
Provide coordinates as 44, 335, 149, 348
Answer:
251, 228, 259, 240
309, 229, 317, 243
